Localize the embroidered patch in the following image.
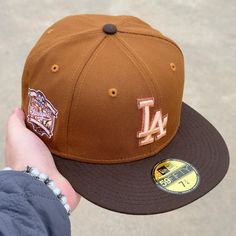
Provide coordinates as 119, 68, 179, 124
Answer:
137, 97, 168, 146
27, 88, 58, 138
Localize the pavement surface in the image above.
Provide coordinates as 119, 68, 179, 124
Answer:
0, 1, 235, 235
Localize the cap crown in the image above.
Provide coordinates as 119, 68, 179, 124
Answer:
22, 14, 184, 163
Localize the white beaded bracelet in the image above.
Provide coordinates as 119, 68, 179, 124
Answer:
2, 166, 71, 216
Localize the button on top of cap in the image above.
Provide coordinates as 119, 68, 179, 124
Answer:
103, 24, 117, 34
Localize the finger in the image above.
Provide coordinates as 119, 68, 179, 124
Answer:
4, 108, 27, 167
6, 108, 25, 137
9, 107, 26, 129
15, 107, 26, 125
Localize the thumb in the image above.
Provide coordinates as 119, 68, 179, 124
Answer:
5, 107, 27, 162
14, 107, 26, 125
8, 107, 26, 129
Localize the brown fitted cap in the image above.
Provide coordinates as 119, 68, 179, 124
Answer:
21, 14, 229, 215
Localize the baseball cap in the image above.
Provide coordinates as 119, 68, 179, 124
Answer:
21, 14, 229, 215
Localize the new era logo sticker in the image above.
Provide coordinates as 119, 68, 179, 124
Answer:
27, 88, 58, 138
137, 97, 168, 146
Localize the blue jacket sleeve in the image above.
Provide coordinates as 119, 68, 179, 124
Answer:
0, 170, 71, 236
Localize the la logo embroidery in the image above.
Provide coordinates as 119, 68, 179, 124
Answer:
137, 97, 168, 146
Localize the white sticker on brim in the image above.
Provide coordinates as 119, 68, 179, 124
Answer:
152, 159, 200, 194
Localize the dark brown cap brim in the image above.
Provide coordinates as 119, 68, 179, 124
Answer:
52, 102, 229, 215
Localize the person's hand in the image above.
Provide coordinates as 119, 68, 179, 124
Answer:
4, 107, 80, 212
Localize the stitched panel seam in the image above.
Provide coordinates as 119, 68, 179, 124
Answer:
114, 34, 164, 155
27, 29, 102, 89
66, 35, 107, 156
118, 30, 184, 57
115, 34, 163, 104
26, 29, 101, 70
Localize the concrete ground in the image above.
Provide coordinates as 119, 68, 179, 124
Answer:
0, 1, 235, 235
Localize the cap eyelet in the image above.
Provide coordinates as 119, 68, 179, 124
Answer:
51, 64, 59, 73
108, 88, 118, 97
170, 62, 176, 71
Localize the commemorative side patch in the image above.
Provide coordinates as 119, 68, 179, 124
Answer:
27, 88, 58, 138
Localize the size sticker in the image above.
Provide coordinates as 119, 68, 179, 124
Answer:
152, 159, 200, 194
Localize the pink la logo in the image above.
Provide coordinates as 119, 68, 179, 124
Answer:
137, 97, 168, 146
27, 88, 58, 138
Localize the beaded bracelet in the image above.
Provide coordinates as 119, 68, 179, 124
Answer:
2, 166, 71, 216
